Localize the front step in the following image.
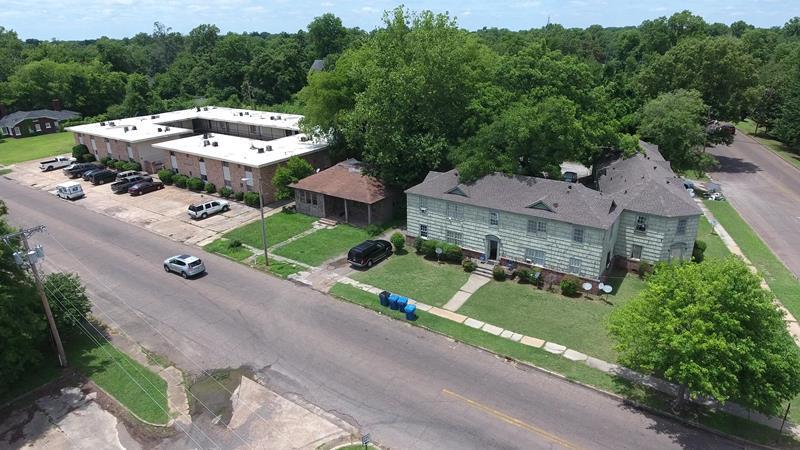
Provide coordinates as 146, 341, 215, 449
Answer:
318, 217, 338, 227
473, 264, 495, 278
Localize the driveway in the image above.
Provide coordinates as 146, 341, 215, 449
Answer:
4, 156, 261, 246
1, 177, 745, 449
707, 132, 800, 278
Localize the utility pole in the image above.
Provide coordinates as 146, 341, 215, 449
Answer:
3, 225, 67, 367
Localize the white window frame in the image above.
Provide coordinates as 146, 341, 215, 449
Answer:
537, 221, 547, 233
489, 211, 499, 226
419, 196, 428, 212
45, 122, 52, 129
14, 126, 21, 136
90, 137, 97, 151
635, 215, 647, 233
223, 162, 231, 187
445, 230, 463, 246
419, 224, 428, 238
446, 202, 463, 221
199, 159, 208, 182
126, 144, 134, 160
572, 227, 584, 244
34, 123, 41, 132
677, 219, 687, 235
568, 257, 582, 275
631, 244, 643, 260
525, 248, 545, 267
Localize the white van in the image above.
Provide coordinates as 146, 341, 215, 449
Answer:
56, 181, 85, 200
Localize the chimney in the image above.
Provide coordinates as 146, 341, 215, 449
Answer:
51, 99, 62, 111
0, 104, 7, 119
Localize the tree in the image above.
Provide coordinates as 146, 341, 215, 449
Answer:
0, 27, 23, 82
117, 73, 158, 118
609, 257, 800, 414
187, 24, 220, 55
307, 13, 348, 59
43, 273, 91, 336
247, 37, 307, 105
773, 77, 800, 147
271, 156, 314, 200
747, 85, 782, 134
638, 89, 710, 171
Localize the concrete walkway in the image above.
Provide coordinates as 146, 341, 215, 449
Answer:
697, 199, 800, 345
442, 273, 490, 311
337, 276, 800, 438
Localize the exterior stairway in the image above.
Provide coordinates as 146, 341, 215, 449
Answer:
473, 263, 495, 279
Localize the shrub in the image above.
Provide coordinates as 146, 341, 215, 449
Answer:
528, 268, 542, 285
692, 240, 707, 263
81, 153, 96, 162
187, 177, 205, 191
416, 239, 463, 263
414, 238, 425, 253
122, 161, 142, 172
390, 232, 405, 252
234, 191, 245, 201
100, 156, 113, 166
219, 186, 233, 198
71, 144, 90, 159
157, 169, 174, 184
244, 191, 261, 207
639, 261, 653, 279
365, 224, 383, 236
205, 182, 216, 194
492, 266, 507, 281
113, 160, 127, 170
515, 268, 531, 283
560, 275, 580, 296
462, 259, 477, 272
228, 239, 242, 248
173, 174, 189, 188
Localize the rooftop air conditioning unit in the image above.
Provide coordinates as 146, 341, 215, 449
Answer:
203, 140, 210, 146
165, 127, 170, 131
196, 107, 201, 112
269, 116, 276, 120
300, 136, 309, 142
123, 126, 129, 132
109, 121, 116, 126
157, 127, 163, 132
151, 115, 156, 119
257, 147, 265, 154
275, 115, 282, 120
203, 107, 209, 111
239, 112, 243, 116
203, 133, 209, 139
212, 141, 218, 147
132, 126, 137, 130
265, 145, 273, 152
100, 122, 106, 126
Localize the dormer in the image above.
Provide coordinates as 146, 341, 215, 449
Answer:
527, 200, 553, 212
447, 186, 468, 197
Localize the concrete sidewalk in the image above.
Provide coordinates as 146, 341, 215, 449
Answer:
443, 273, 490, 311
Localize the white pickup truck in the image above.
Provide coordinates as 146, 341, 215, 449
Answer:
40, 156, 76, 171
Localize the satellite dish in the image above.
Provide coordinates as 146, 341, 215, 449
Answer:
435, 247, 443, 255
602, 285, 613, 294
582, 282, 592, 292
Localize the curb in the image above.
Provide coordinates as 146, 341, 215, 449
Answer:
327, 289, 788, 449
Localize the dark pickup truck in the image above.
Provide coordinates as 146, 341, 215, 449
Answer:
63, 163, 102, 178
110, 174, 152, 193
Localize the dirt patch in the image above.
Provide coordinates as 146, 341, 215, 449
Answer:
186, 367, 254, 427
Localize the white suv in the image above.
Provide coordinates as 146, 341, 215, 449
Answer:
187, 199, 230, 219
163, 254, 206, 279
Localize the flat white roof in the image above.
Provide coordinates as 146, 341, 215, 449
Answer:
67, 121, 193, 143
152, 133, 328, 168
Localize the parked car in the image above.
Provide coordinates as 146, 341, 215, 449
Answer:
89, 169, 118, 185
115, 170, 147, 181
63, 162, 101, 178
40, 156, 75, 171
347, 240, 392, 268
187, 200, 230, 219
163, 254, 206, 279
110, 174, 152, 193
128, 181, 164, 196
82, 167, 108, 181
55, 181, 85, 200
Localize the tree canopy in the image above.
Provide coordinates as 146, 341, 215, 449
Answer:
609, 257, 800, 415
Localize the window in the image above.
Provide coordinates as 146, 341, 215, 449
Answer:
244, 169, 253, 192
90, 137, 96, 150
527, 220, 536, 234
537, 221, 547, 233
446, 202, 463, 220
445, 230, 463, 246
489, 212, 499, 226
34, 123, 41, 132
677, 219, 687, 235
635, 215, 647, 233
631, 244, 643, 260
126, 144, 134, 160
105, 139, 112, 155
525, 249, 545, 266
13, 127, 21, 136
419, 224, 428, 238
572, 227, 584, 244
249, 125, 257, 134
419, 196, 428, 212
45, 122, 52, 129
1, 127, 7, 135
568, 258, 581, 275
199, 160, 207, 182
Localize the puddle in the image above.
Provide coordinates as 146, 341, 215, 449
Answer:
186, 367, 253, 427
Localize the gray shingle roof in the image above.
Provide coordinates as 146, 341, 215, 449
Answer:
0, 109, 80, 128
406, 141, 700, 230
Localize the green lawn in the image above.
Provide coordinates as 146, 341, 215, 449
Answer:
736, 119, 800, 170
203, 238, 254, 261
696, 216, 731, 260
67, 332, 170, 424
678, 169, 709, 181
705, 200, 800, 319
255, 256, 304, 278
273, 224, 372, 266
458, 268, 644, 362
223, 211, 317, 249
352, 251, 469, 307
0, 132, 75, 165
329, 282, 800, 447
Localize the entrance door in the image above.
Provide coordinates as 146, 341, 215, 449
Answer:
487, 239, 499, 261
670, 245, 684, 261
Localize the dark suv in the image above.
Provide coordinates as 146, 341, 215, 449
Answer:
110, 174, 152, 193
89, 169, 118, 185
347, 240, 392, 268
63, 163, 102, 178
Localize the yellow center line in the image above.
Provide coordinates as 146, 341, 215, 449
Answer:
441, 388, 582, 450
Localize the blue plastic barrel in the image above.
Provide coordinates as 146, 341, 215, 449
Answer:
379, 291, 390, 307
388, 294, 400, 310
396, 296, 408, 311
404, 304, 417, 320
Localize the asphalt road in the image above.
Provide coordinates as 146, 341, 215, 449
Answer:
1, 178, 747, 449
708, 132, 800, 279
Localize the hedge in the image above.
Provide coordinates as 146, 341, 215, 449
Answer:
414, 239, 463, 262
243, 191, 260, 207
219, 187, 233, 198
187, 177, 205, 191
173, 174, 189, 188
205, 183, 216, 194
157, 169, 174, 184
560, 275, 580, 296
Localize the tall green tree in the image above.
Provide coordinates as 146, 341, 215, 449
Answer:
272, 156, 314, 200
0, 27, 23, 82
307, 13, 349, 59
247, 37, 307, 105
609, 257, 800, 415
637, 89, 709, 171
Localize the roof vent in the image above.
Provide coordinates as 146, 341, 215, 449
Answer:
568, 185, 573, 189
203, 107, 209, 111
239, 112, 244, 116
265, 145, 273, 152
124, 126, 129, 132
132, 126, 137, 130
269, 116, 276, 120
151, 115, 157, 119
165, 126, 170, 131
553, 202, 559, 208
203, 133, 209, 139
212, 141, 218, 147
158, 127, 163, 132
653, 166, 657, 170
300, 136, 310, 142
257, 147, 265, 154
109, 121, 116, 126
196, 107, 201, 112
203, 139, 210, 147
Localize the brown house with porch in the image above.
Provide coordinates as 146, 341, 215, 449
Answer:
290, 159, 398, 226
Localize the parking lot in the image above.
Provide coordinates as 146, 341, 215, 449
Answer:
5, 156, 262, 246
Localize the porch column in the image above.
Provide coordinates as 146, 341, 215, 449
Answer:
344, 199, 349, 223
368, 203, 372, 225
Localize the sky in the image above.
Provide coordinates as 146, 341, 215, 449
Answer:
2, 0, 796, 41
